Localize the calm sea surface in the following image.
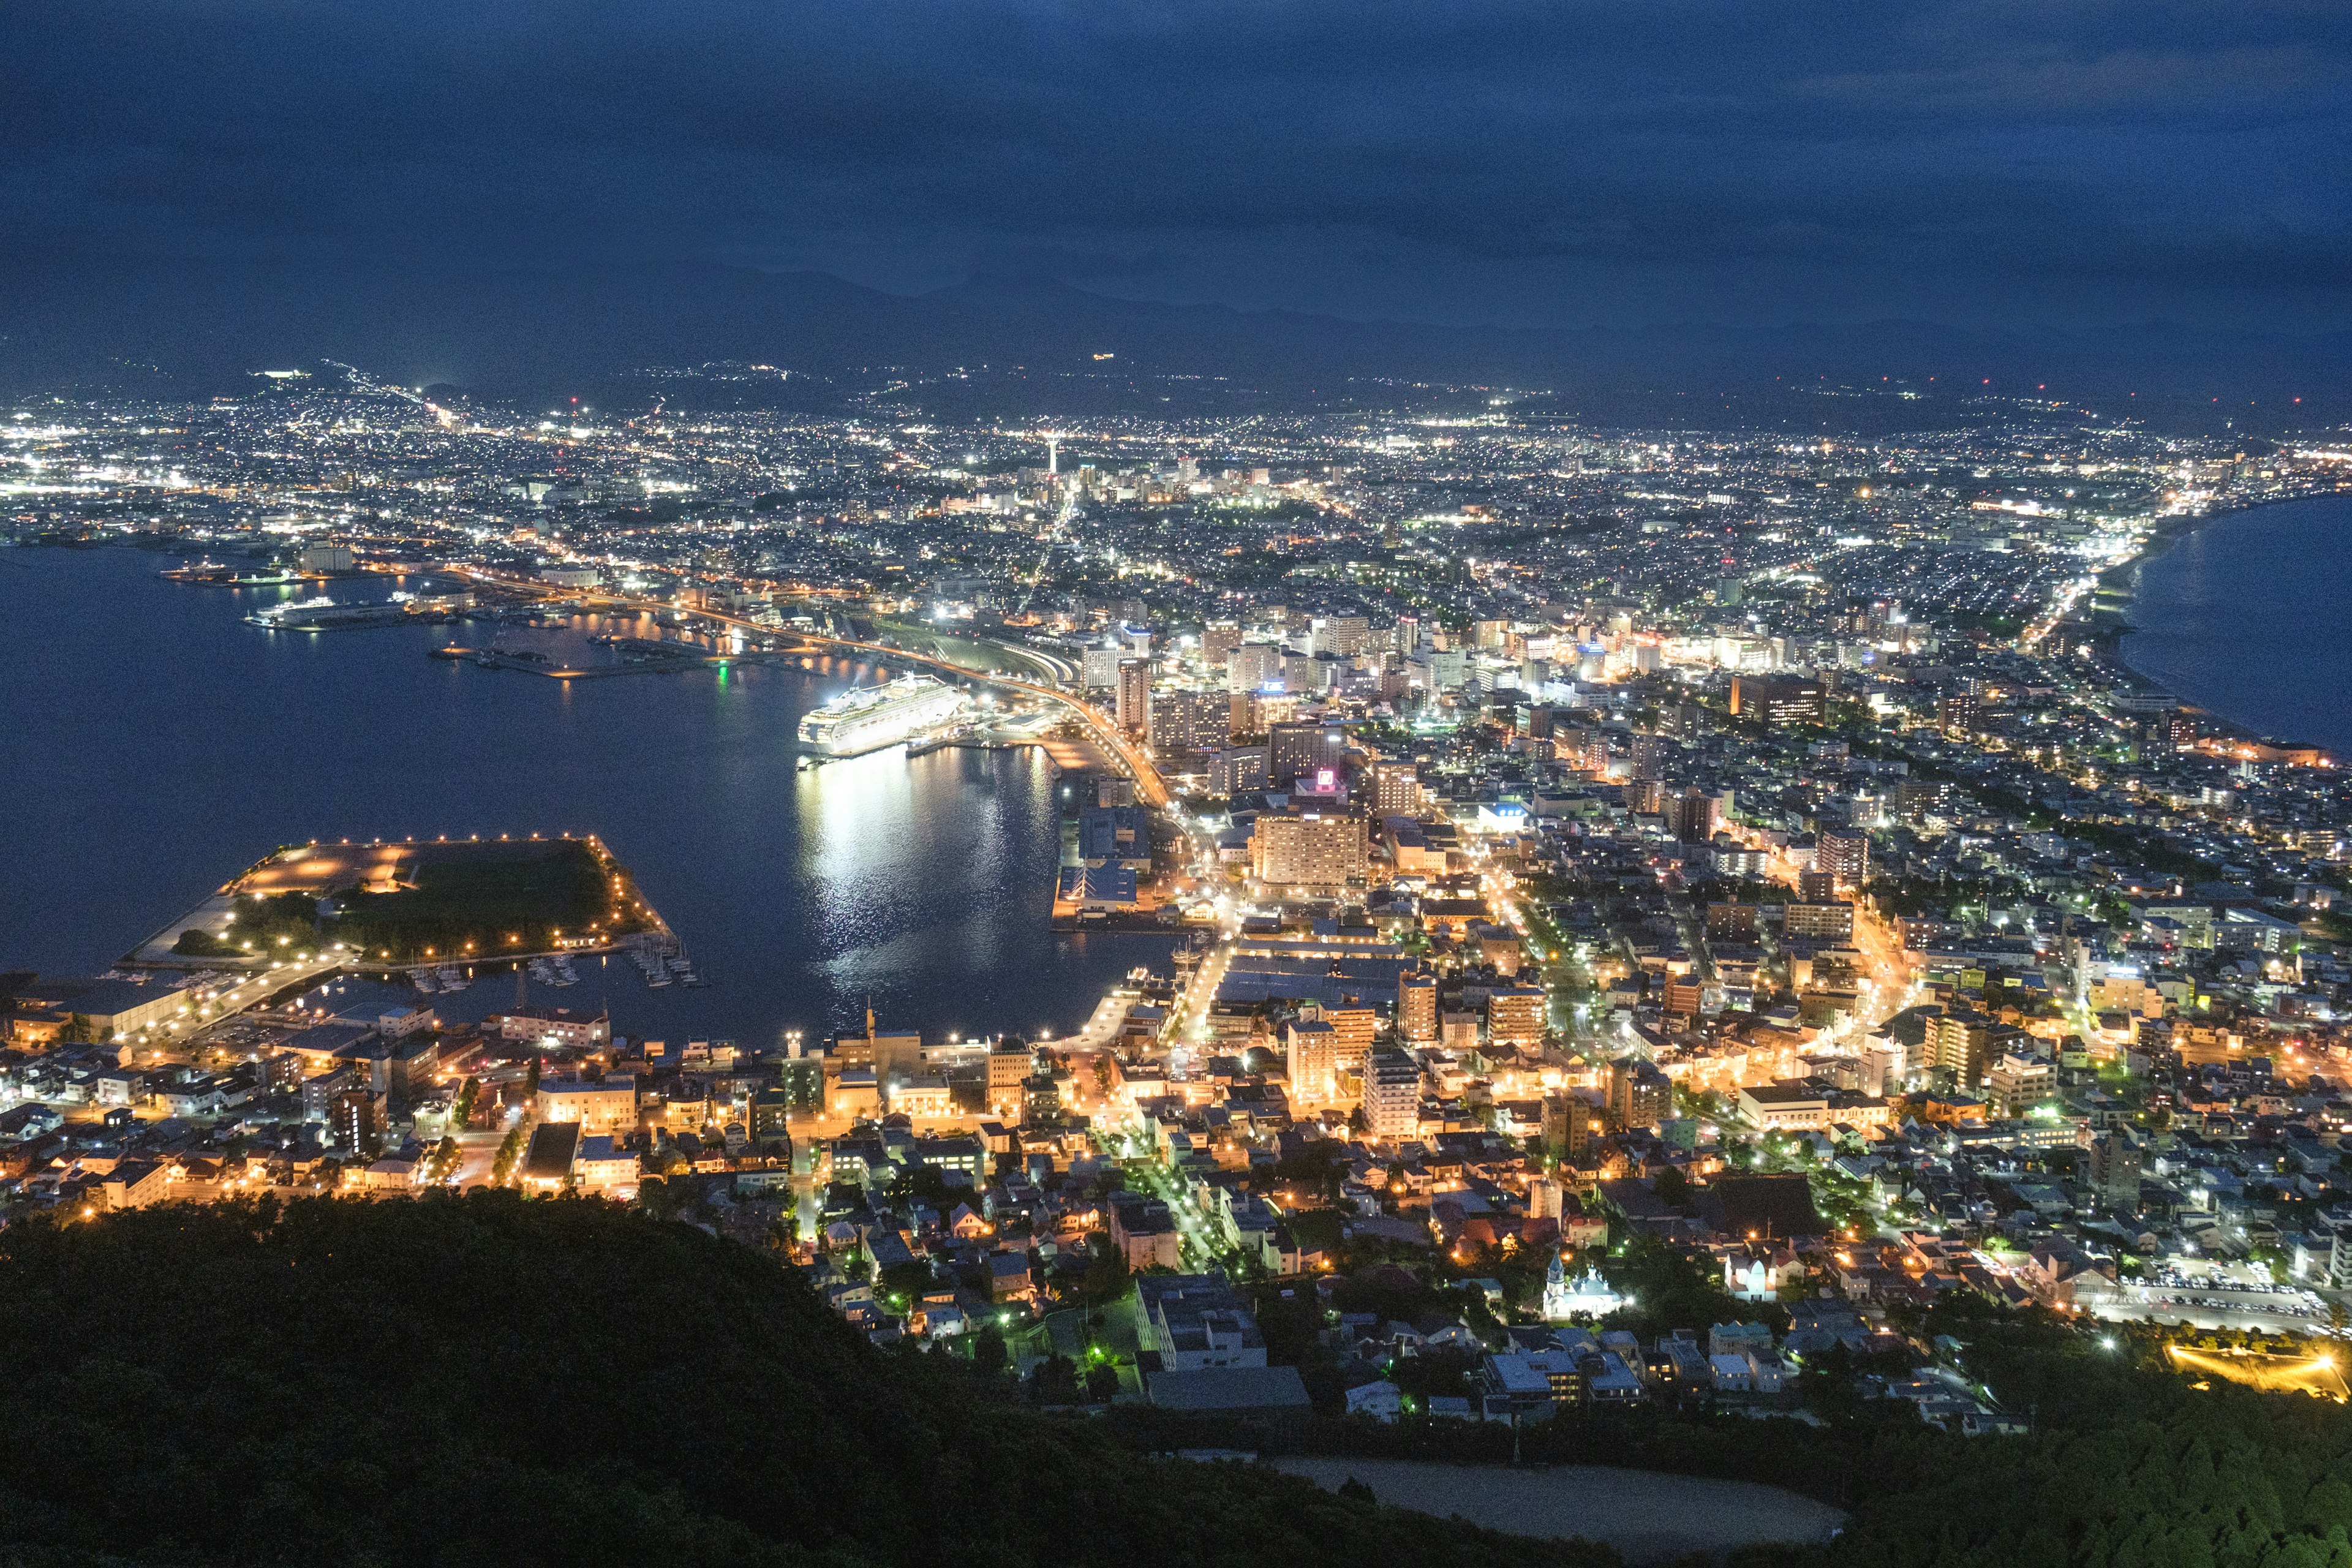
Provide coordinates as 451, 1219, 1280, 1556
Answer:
2120, 492, 2352, 759
0, 546, 1167, 1046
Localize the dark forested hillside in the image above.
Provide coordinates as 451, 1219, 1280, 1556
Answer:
1118, 1299, 2352, 1568
0, 1196, 1615, 1568
12, 1198, 2352, 1568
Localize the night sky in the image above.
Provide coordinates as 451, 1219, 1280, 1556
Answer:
5, 0, 2348, 333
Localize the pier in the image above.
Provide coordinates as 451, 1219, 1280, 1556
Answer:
447, 567, 1171, 805
429, 644, 731, 678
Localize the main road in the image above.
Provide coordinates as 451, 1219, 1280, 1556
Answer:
450, 568, 1172, 807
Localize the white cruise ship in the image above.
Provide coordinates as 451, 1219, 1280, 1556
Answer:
796, 674, 971, 757
246, 595, 410, 630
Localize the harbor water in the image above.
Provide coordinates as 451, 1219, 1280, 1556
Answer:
0, 546, 1170, 1047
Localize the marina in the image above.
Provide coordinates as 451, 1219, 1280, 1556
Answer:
408, 963, 472, 995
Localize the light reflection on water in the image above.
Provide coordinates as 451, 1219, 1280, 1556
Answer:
0, 546, 1172, 1045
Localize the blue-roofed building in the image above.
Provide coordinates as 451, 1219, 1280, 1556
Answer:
1077, 805, 1152, 870
1058, 865, 1139, 909
1145, 1365, 1313, 1414
1212, 935, 1411, 1008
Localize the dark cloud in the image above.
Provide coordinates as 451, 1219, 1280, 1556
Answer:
2, 0, 2346, 328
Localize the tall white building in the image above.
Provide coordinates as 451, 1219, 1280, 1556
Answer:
1227, 643, 1282, 693
1286, 1019, 1336, 1104
1116, 659, 1151, 736
1312, 615, 1369, 657
1365, 1047, 1422, 1139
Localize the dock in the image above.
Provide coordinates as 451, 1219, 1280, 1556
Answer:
431, 643, 802, 679
431, 645, 661, 677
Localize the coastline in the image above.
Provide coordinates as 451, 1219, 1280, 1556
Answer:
2095, 488, 2352, 754
0, 544, 1166, 1042
2090, 486, 2352, 649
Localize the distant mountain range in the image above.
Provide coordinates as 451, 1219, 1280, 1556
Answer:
2, 259, 2342, 432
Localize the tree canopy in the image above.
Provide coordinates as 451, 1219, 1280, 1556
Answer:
0, 1194, 1616, 1568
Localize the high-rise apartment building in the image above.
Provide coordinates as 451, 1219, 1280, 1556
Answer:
1208, 745, 1269, 797
1784, 901, 1855, 942
1227, 643, 1282, 693
1606, 1058, 1672, 1129
1116, 659, 1150, 735
1322, 1003, 1377, 1074
1728, 675, 1825, 727
1668, 788, 1721, 844
1816, 828, 1869, 890
1894, 777, 1954, 820
1250, 810, 1368, 891
1397, 972, 1438, 1042
1286, 1017, 1336, 1102
987, 1042, 1035, 1116
1149, 688, 1230, 756
1268, 720, 1346, 787
1487, 986, 1547, 1048
1366, 761, 1420, 816
1544, 1093, 1596, 1159
1932, 1009, 1994, 1086
331, 1088, 379, 1154
1280, 652, 1325, 693
1312, 615, 1369, 657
